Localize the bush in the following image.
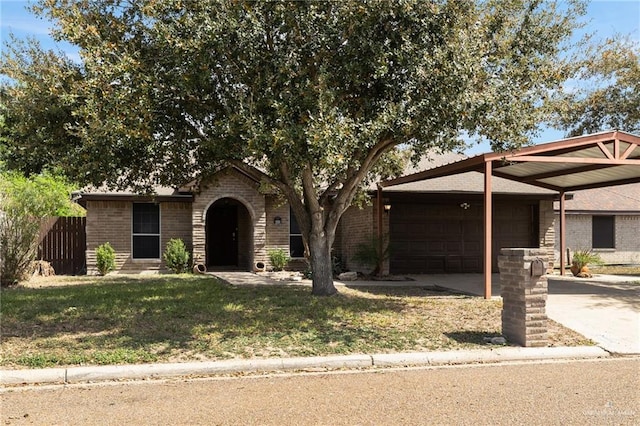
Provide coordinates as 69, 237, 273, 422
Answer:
95, 242, 116, 276
0, 212, 40, 287
268, 248, 290, 272
163, 238, 190, 273
571, 249, 604, 273
0, 171, 83, 287
353, 234, 390, 276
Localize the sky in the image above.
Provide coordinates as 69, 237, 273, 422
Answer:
1, 0, 639, 154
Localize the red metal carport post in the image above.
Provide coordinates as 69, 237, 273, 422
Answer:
559, 191, 566, 275
484, 160, 492, 299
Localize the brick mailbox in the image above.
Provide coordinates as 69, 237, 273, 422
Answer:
498, 248, 549, 347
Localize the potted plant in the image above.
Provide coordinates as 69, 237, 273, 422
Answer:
570, 249, 604, 277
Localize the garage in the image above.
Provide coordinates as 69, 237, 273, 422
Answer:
389, 198, 538, 274
379, 130, 640, 298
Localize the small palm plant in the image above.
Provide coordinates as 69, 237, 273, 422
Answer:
570, 249, 604, 277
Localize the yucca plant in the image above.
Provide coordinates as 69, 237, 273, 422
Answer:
570, 249, 604, 277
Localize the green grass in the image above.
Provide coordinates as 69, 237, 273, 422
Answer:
0, 275, 589, 369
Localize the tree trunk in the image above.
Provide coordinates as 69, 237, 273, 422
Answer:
309, 231, 337, 296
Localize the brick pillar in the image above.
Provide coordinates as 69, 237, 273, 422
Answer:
498, 248, 548, 347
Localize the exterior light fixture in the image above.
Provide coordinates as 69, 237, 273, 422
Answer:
384, 204, 391, 212
273, 216, 282, 225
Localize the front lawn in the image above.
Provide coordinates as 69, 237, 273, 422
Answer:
0, 275, 590, 369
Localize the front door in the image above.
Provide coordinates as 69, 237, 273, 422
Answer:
207, 204, 238, 266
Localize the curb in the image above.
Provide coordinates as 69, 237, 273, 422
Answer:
1, 346, 609, 386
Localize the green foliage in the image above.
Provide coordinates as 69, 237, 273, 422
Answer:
268, 248, 290, 272
353, 234, 391, 276
550, 37, 640, 135
163, 238, 190, 274
0, 210, 39, 287
0, 38, 84, 175
95, 242, 116, 276
0, 171, 83, 286
2, 0, 588, 294
0, 170, 84, 218
571, 249, 604, 270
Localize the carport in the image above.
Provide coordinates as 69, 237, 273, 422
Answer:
379, 130, 640, 299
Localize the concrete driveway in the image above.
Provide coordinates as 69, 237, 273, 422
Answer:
425, 272, 640, 355
546, 275, 640, 355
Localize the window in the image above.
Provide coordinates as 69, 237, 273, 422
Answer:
592, 215, 615, 249
289, 208, 304, 258
132, 203, 160, 259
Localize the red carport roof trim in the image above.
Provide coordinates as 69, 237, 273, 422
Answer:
380, 130, 640, 192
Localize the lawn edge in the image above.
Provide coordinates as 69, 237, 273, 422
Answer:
1, 346, 609, 387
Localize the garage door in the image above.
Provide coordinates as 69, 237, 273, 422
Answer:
390, 202, 536, 274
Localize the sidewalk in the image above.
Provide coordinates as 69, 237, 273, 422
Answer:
1, 346, 609, 387
2, 271, 629, 387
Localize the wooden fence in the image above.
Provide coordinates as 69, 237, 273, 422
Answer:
38, 217, 86, 275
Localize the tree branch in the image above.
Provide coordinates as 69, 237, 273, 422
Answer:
326, 137, 396, 230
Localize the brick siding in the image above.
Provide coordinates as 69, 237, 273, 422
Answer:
85, 200, 192, 274
538, 200, 555, 272
191, 168, 267, 270
339, 202, 389, 274
554, 213, 640, 265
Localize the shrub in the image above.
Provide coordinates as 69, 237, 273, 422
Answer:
332, 253, 343, 276
95, 242, 116, 276
353, 234, 390, 276
0, 212, 40, 287
0, 171, 84, 287
571, 249, 604, 272
163, 238, 190, 273
268, 248, 290, 271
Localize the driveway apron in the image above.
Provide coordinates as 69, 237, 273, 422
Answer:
546, 276, 640, 355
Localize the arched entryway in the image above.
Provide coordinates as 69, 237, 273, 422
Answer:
205, 198, 253, 270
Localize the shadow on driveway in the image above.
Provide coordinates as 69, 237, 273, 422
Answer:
547, 276, 640, 311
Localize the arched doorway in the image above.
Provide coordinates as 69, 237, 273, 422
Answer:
205, 198, 253, 270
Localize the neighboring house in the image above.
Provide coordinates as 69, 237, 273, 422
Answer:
78, 154, 558, 275
554, 182, 640, 266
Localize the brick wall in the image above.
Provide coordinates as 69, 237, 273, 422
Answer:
265, 196, 289, 250
85, 200, 192, 274
339, 203, 389, 274
192, 168, 266, 270
85, 200, 131, 274
160, 201, 193, 266
538, 200, 555, 272
555, 213, 640, 265
264, 196, 296, 270
498, 248, 548, 347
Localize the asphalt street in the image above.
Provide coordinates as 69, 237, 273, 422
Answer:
2, 358, 638, 425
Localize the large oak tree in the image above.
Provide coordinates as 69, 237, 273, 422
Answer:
2, 0, 586, 295
550, 37, 640, 136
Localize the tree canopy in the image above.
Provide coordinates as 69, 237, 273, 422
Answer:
550, 37, 640, 136
1, 0, 588, 294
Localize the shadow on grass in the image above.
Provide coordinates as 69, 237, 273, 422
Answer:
3, 275, 451, 365
444, 331, 504, 345
344, 285, 463, 298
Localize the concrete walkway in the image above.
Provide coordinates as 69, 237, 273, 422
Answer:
212, 271, 502, 294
